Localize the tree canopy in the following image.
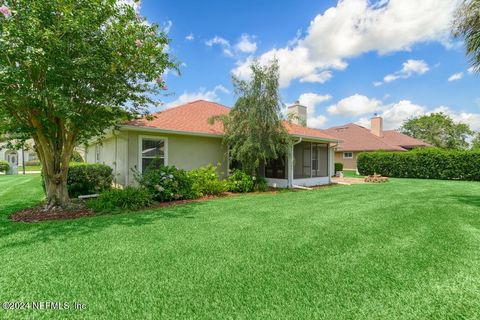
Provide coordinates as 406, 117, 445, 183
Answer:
453, 0, 480, 73
401, 113, 473, 149
211, 60, 291, 175
0, 0, 175, 207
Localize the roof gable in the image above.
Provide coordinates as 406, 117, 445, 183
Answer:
325, 123, 429, 151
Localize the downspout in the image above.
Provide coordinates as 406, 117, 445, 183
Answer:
288, 138, 302, 188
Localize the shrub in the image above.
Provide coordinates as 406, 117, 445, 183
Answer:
227, 169, 255, 193
24, 160, 41, 166
136, 165, 197, 202
357, 148, 480, 181
188, 164, 227, 196
67, 163, 113, 197
253, 176, 268, 192
335, 162, 344, 172
86, 187, 153, 213
0, 161, 9, 173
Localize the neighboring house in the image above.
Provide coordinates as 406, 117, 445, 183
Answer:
0, 140, 38, 167
85, 100, 340, 188
325, 116, 430, 170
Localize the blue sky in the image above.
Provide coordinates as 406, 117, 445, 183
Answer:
135, 0, 479, 131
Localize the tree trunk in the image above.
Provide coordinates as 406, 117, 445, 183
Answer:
43, 172, 70, 210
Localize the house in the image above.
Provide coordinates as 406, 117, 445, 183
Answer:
85, 100, 341, 188
0, 140, 38, 168
325, 116, 430, 170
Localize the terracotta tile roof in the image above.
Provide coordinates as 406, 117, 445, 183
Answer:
125, 100, 338, 141
382, 130, 431, 148
125, 100, 229, 136
324, 123, 429, 152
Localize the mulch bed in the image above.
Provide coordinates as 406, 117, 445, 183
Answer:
11, 204, 95, 223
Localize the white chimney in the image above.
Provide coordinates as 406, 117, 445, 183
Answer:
371, 116, 383, 137
288, 101, 307, 126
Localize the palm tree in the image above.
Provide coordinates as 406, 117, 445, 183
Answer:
454, 0, 480, 73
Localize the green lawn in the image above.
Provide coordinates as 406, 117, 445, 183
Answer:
1, 175, 479, 319
343, 169, 364, 178
18, 165, 42, 172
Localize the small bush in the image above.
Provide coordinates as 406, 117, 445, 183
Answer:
136, 165, 197, 202
24, 160, 41, 166
0, 161, 9, 173
335, 163, 344, 172
86, 187, 153, 213
189, 164, 227, 196
357, 148, 480, 181
227, 169, 254, 193
67, 163, 113, 197
253, 176, 268, 192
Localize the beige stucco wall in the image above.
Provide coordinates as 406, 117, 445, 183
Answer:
86, 130, 228, 186
334, 151, 359, 170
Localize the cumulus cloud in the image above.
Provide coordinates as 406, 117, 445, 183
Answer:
235, 34, 257, 53
468, 66, 476, 74
162, 20, 173, 34
448, 72, 464, 82
327, 94, 382, 117
354, 99, 480, 131
376, 59, 429, 85
185, 33, 194, 41
233, 0, 458, 87
298, 93, 332, 115
308, 115, 328, 128
166, 85, 230, 108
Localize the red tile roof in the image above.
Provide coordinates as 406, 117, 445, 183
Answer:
125, 100, 338, 141
324, 123, 429, 152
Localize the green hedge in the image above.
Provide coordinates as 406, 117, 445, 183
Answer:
357, 148, 480, 181
67, 163, 113, 197
335, 163, 344, 172
0, 161, 9, 173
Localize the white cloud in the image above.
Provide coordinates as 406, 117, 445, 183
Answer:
355, 99, 480, 131
379, 59, 429, 85
235, 34, 257, 53
166, 85, 229, 108
299, 71, 333, 84
233, 0, 458, 87
205, 36, 234, 57
468, 66, 476, 74
327, 94, 382, 117
308, 115, 328, 128
298, 93, 332, 115
185, 33, 194, 41
117, 0, 141, 11
448, 72, 464, 82
162, 20, 173, 34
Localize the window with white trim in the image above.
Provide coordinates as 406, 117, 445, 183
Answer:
343, 152, 353, 159
140, 137, 166, 173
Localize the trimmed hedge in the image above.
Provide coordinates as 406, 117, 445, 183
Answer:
335, 162, 344, 172
357, 148, 480, 181
67, 163, 113, 197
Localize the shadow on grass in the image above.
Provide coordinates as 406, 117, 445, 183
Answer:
453, 195, 480, 208
0, 201, 209, 251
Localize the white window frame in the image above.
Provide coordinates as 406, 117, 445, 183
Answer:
95, 145, 102, 163
343, 152, 353, 159
138, 135, 168, 173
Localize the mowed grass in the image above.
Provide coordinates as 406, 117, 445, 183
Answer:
0, 175, 480, 319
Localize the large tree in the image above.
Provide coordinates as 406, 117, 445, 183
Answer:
401, 113, 473, 149
211, 60, 291, 175
0, 0, 175, 208
453, 0, 480, 73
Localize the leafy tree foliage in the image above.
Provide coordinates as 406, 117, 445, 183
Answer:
453, 0, 480, 73
0, 0, 175, 207
211, 60, 291, 175
401, 113, 473, 149
471, 132, 480, 149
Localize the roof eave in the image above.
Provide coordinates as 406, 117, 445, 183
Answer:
120, 125, 224, 138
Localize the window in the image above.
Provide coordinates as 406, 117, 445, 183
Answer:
265, 156, 287, 179
95, 145, 101, 163
343, 152, 353, 159
139, 137, 167, 173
